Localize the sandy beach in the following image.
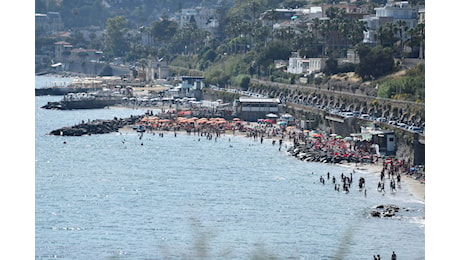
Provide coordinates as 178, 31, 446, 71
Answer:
118, 109, 425, 203
352, 162, 425, 201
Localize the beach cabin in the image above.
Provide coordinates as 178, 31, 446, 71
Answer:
166, 76, 204, 100
234, 97, 281, 122
352, 128, 396, 156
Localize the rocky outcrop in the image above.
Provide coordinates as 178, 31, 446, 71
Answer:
287, 145, 360, 164
369, 204, 401, 218
49, 115, 144, 136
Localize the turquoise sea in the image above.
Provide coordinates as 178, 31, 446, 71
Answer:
35, 76, 424, 259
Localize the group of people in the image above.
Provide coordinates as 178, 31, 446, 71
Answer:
373, 251, 397, 260
315, 170, 365, 195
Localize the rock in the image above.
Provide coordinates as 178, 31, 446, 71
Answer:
49, 115, 144, 136
370, 204, 401, 218
370, 211, 381, 217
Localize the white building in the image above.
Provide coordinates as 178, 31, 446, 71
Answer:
146, 58, 169, 81
235, 97, 281, 121
361, 1, 418, 45
167, 76, 204, 100
287, 52, 324, 75
176, 7, 218, 29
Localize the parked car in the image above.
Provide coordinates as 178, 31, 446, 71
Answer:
360, 114, 370, 120
408, 126, 424, 133
397, 122, 408, 129
376, 117, 387, 123
341, 112, 354, 117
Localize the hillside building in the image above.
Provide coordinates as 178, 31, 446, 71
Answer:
361, 1, 419, 45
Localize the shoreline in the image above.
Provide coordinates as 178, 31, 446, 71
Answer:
347, 162, 425, 202
52, 102, 425, 203
120, 123, 426, 203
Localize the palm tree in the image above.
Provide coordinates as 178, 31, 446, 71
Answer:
376, 22, 397, 48
311, 17, 321, 43
350, 19, 367, 46
395, 20, 408, 58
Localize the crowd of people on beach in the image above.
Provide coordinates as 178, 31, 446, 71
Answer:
136, 110, 424, 176
134, 111, 424, 190
126, 112, 411, 259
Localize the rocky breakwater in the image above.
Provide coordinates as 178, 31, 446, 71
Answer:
287, 143, 360, 164
369, 204, 401, 218
49, 115, 144, 136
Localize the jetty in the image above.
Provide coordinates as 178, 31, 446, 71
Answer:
49, 115, 144, 136
42, 97, 125, 110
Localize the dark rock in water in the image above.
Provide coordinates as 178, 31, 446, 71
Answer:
370, 211, 381, 217
370, 204, 402, 218
49, 115, 144, 136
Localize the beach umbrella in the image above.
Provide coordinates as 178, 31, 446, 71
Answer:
335, 135, 343, 139
277, 121, 287, 125
233, 118, 241, 121
266, 113, 278, 118
177, 110, 192, 116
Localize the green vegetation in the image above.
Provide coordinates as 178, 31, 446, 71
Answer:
376, 64, 425, 102
355, 45, 396, 81
104, 16, 130, 58
35, 0, 425, 101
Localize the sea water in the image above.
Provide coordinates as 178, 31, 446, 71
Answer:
35, 76, 424, 260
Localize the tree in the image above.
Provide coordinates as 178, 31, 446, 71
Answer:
355, 45, 395, 80
240, 75, 251, 90
376, 22, 398, 48
324, 58, 338, 75
104, 16, 129, 58
151, 18, 179, 45
395, 20, 408, 57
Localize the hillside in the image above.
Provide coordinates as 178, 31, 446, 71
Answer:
35, 0, 228, 28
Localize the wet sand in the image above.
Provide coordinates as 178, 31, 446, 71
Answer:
351, 163, 425, 201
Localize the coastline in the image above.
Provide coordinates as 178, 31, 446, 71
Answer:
350, 162, 425, 202
120, 121, 425, 203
